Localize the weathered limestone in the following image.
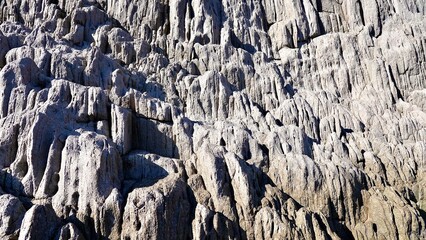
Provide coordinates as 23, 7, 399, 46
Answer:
0, 0, 425, 239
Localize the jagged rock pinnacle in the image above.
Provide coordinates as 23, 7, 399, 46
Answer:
0, 0, 425, 239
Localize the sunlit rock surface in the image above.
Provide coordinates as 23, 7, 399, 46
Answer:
0, 0, 425, 239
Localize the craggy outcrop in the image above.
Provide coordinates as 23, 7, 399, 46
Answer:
0, 0, 425, 239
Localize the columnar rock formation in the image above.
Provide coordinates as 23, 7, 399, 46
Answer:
0, 0, 425, 239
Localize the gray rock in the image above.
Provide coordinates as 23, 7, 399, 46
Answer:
0, 0, 425, 239
18, 204, 60, 240
0, 194, 25, 238
121, 176, 192, 240
107, 27, 136, 65
0, 32, 9, 67
52, 132, 123, 239
55, 223, 86, 240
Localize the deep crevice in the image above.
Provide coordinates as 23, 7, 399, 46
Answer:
387, 65, 404, 101
357, 0, 365, 26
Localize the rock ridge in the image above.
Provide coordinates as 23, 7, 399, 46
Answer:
0, 0, 425, 239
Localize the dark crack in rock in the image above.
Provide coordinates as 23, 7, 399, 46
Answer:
0, 0, 425, 239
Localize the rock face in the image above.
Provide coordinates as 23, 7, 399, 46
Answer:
0, 0, 425, 239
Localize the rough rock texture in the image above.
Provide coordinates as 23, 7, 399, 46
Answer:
0, 0, 425, 239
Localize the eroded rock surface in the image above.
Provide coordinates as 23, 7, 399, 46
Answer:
0, 0, 425, 239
